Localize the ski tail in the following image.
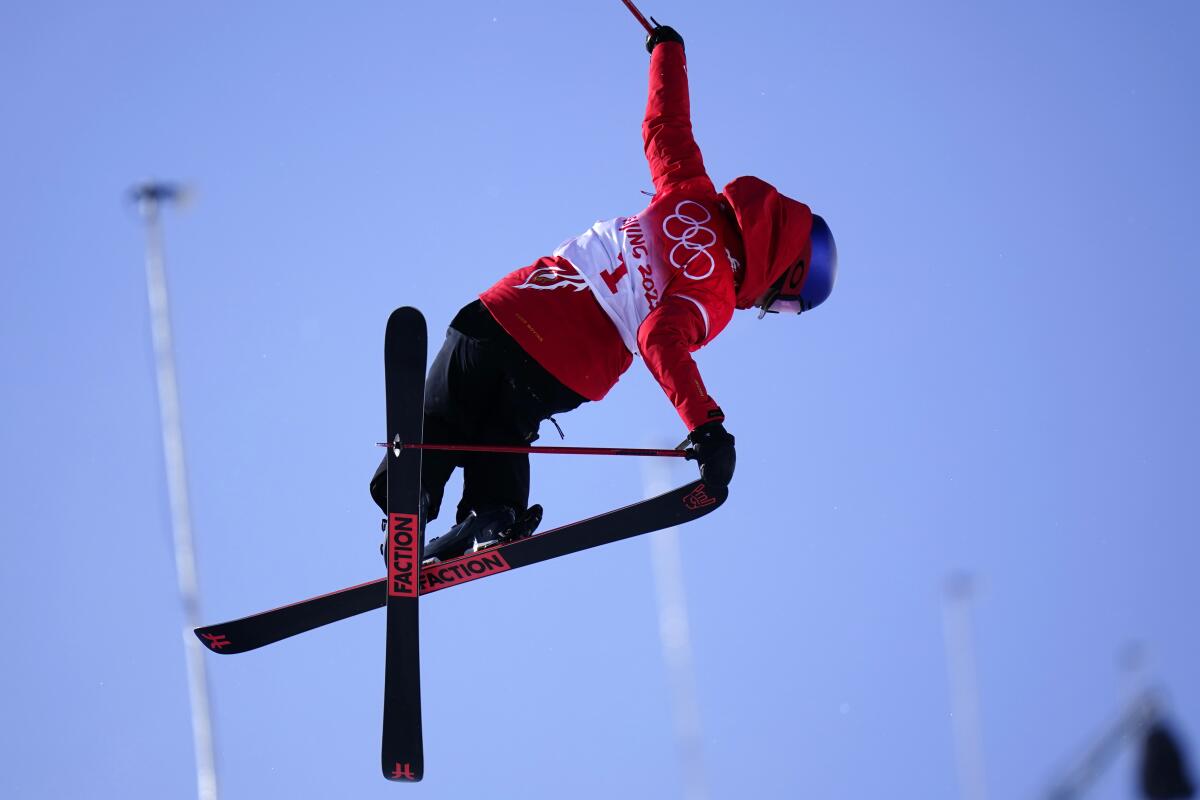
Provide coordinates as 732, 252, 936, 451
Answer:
194, 578, 384, 655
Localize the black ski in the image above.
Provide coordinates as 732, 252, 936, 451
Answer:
195, 479, 725, 655
381, 307, 426, 782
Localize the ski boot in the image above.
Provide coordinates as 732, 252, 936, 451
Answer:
422, 504, 544, 565
473, 504, 542, 551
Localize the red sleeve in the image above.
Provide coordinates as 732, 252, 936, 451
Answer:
643, 42, 714, 196
637, 297, 725, 431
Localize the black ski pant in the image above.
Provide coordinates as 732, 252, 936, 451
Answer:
370, 300, 588, 526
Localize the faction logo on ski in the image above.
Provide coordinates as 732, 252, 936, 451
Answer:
682, 484, 717, 510
201, 633, 231, 650
391, 762, 416, 781
388, 513, 419, 597
420, 550, 511, 594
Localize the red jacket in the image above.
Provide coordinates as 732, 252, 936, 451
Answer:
481, 43, 814, 431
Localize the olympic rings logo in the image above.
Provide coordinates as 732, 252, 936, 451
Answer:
662, 200, 718, 280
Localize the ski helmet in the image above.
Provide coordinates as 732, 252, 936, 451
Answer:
755, 214, 838, 317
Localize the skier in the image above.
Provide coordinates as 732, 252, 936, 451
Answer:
371, 23, 838, 562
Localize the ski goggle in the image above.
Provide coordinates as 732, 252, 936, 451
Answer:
756, 214, 838, 318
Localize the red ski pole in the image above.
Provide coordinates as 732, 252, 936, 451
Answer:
377, 440, 695, 460
619, 0, 657, 34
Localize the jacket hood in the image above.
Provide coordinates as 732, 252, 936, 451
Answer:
721, 176, 814, 309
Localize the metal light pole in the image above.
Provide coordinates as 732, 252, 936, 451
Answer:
942, 572, 989, 800
643, 458, 710, 800
131, 182, 219, 800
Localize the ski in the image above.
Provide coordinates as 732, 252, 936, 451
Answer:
381, 307, 426, 782
195, 479, 725, 655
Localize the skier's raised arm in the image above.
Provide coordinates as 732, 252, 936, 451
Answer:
642, 27, 714, 196
629, 24, 736, 487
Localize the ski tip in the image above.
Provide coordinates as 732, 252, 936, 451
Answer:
193, 627, 238, 654
681, 480, 727, 513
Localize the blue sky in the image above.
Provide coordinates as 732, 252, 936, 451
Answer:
2, 1, 1198, 798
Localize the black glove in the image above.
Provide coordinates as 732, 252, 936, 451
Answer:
645, 25, 684, 54
688, 420, 735, 487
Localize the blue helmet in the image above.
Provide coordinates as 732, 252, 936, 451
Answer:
755, 214, 838, 317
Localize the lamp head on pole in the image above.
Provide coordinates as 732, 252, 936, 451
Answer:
129, 181, 193, 217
